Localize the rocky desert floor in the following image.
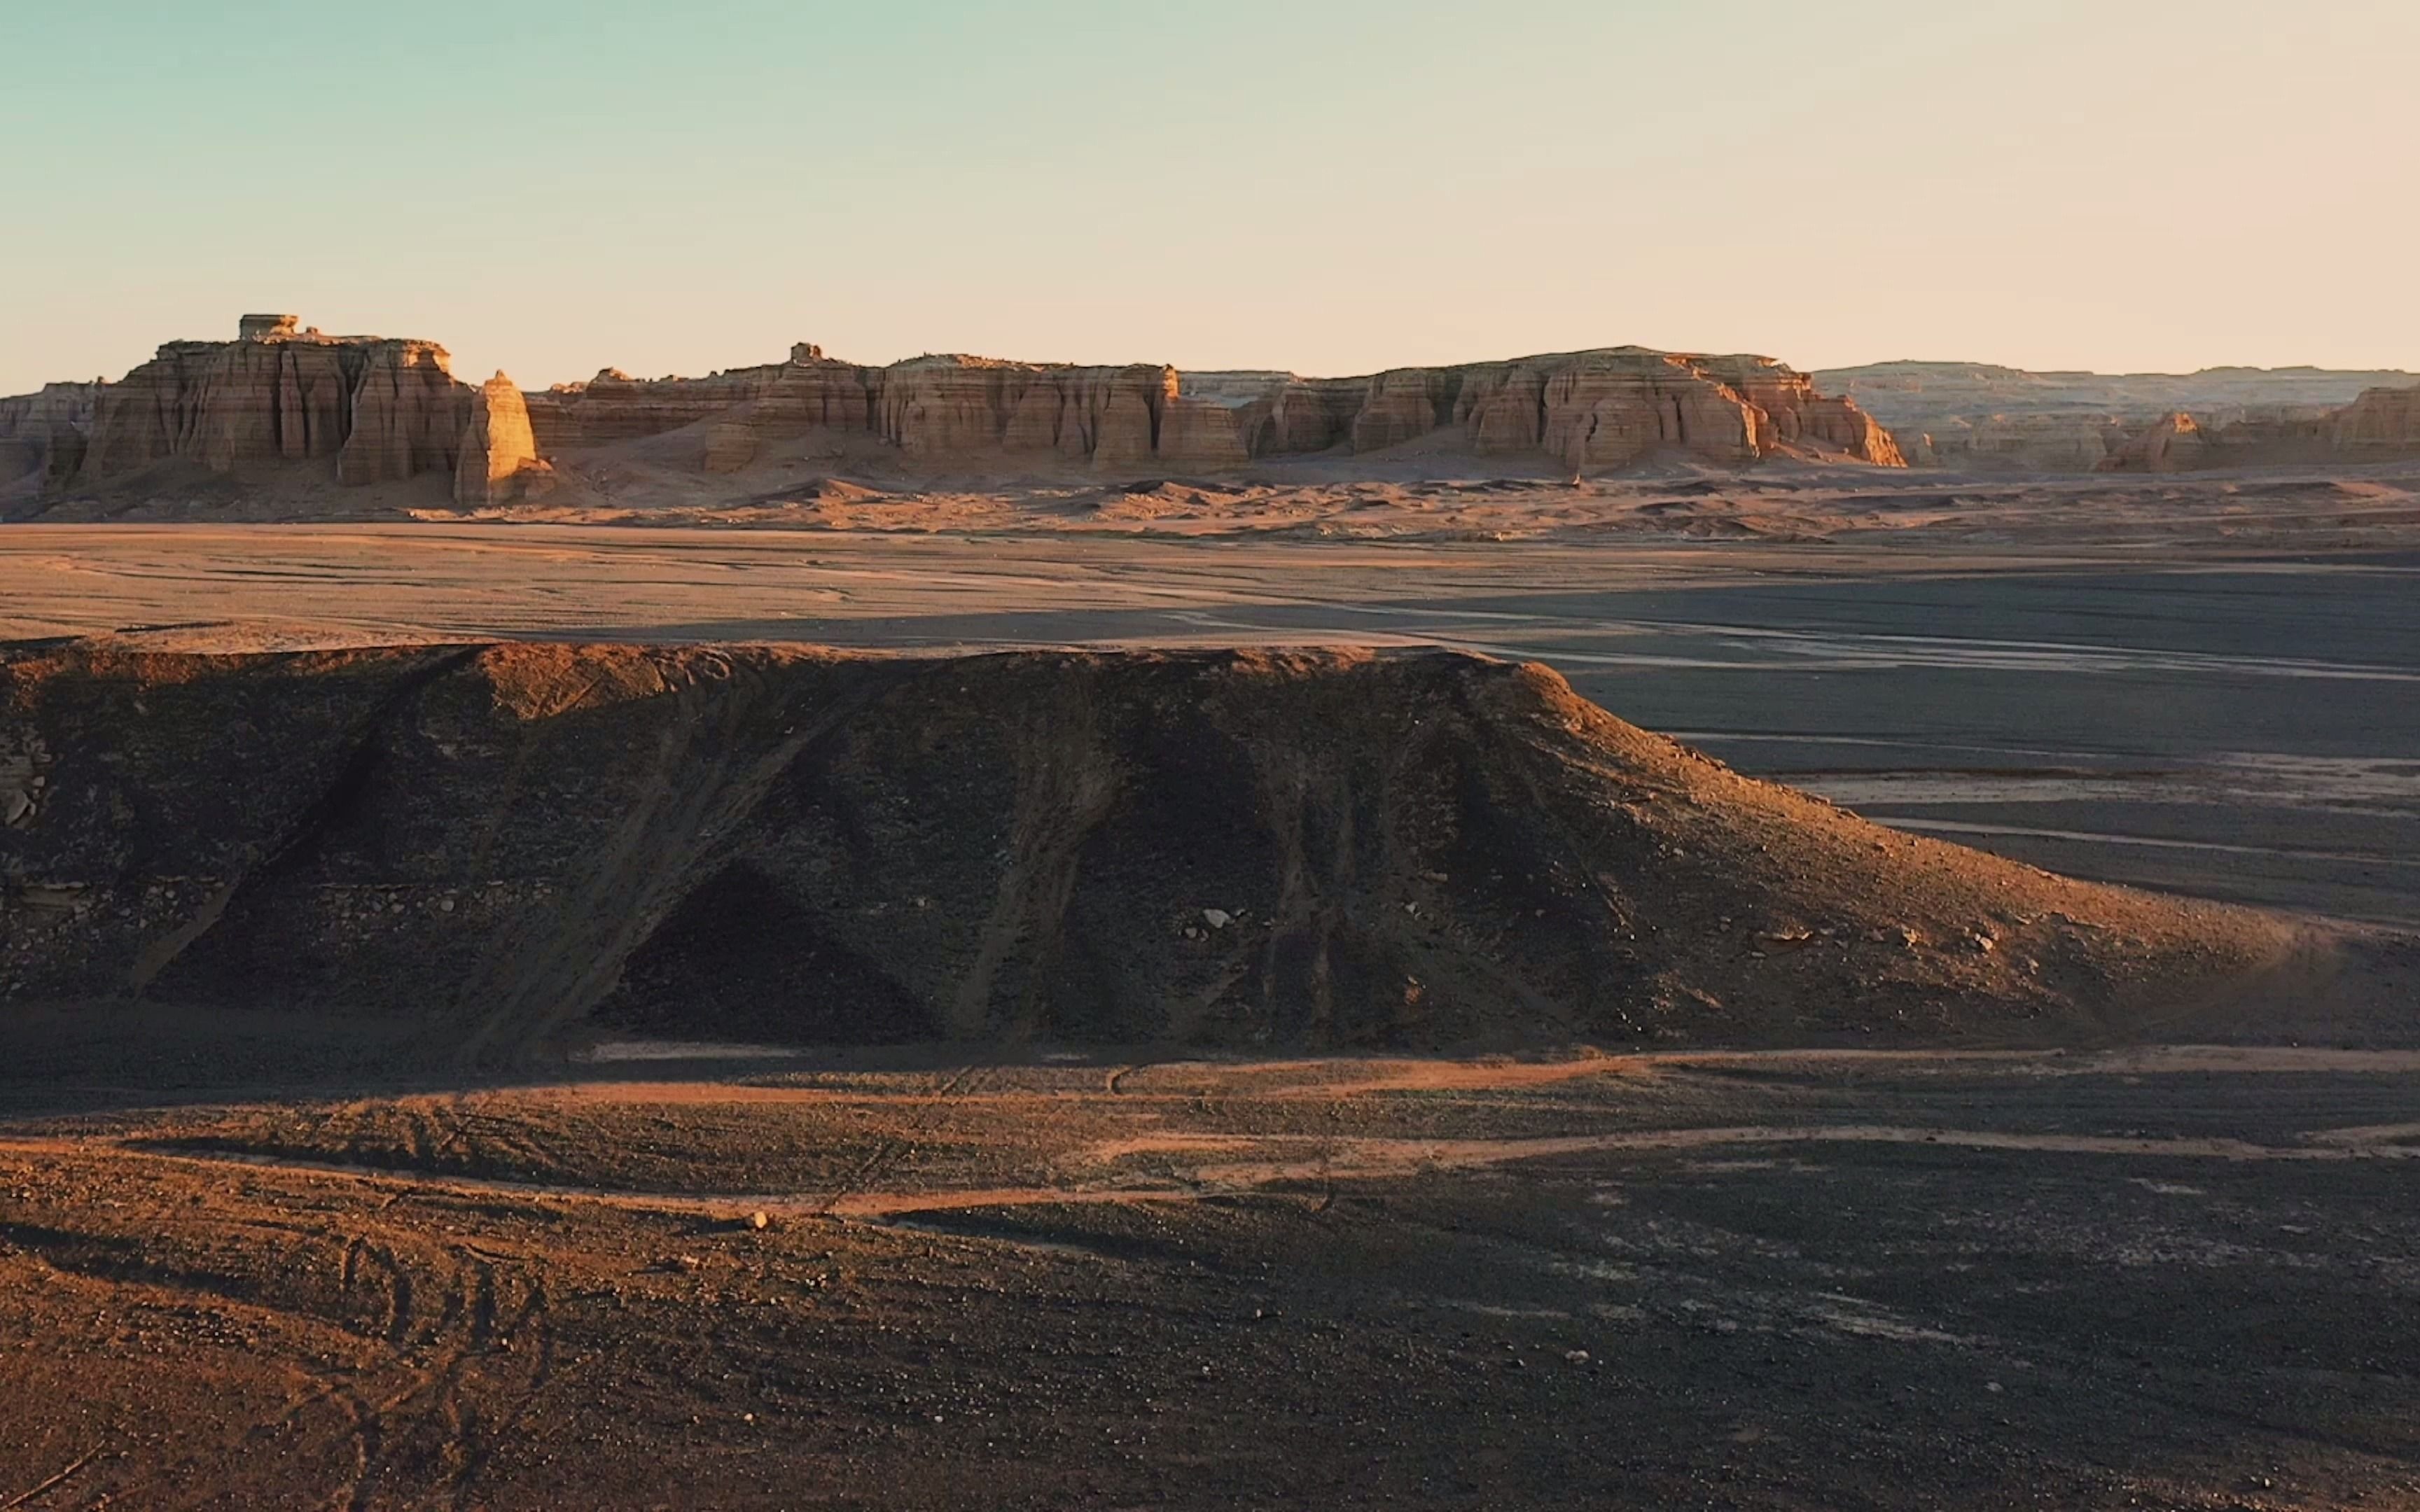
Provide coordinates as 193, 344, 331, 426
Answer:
3, 490, 2418, 1508
13, 451, 2420, 550
6, 507, 2416, 925
3, 1044, 2419, 1510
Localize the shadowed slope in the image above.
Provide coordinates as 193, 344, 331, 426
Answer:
0, 643, 2318, 1066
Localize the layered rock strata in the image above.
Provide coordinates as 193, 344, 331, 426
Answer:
335, 342, 472, 486
2330, 383, 2420, 456
527, 345, 1905, 475
1822, 361, 2420, 472
0, 382, 99, 492
57, 318, 475, 491
31, 319, 1928, 493
36, 318, 1907, 493
454, 372, 546, 506
0, 643, 2286, 1067
2098, 384, 2420, 472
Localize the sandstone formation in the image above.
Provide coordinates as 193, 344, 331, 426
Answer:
53, 316, 475, 492
28, 319, 2414, 494
454, 372, 545, 506
527, 344, 1905, 476
2330, 382, 2420, 456
1822, 360, 2420, 472
2096, 384, 2420, 472
336, 341, 474, 486
2103, 412, 2209, 472
0, 381, 99, 493
0, 642, 2286, 1066
1887, 414, 2135, 471
701, 416, 758, 473
28, 316, 1909, 498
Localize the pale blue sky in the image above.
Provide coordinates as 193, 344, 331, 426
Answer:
6, 0, 2415, 393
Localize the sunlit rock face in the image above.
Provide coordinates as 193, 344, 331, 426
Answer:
2332, 383, 2420, 456
454, 372, 546, 507
0, 642, 2286, 1062
29, 318, 1907, 496
517, 345, 1905, 475
60, 317, 474, 489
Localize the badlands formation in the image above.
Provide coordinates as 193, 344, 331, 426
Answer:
0, 640, 2312, 1070
6, 320, 2416, 545
1822, 358, 2420, 472
4, 331, 2420, 1512
6, 314, 1902, 509
18, 315, 542, 506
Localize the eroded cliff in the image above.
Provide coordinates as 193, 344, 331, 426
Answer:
31, 317, 1907, 500
69, 318, 473, 489
537, 345, 1905, 475
0, 643, 2290, 1067
0, 382, 99, 495
1823, 361, 2420, 472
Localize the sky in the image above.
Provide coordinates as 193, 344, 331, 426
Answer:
4, 0, 2416, 395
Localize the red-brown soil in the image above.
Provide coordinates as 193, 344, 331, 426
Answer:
2, 1049, 2417, 1508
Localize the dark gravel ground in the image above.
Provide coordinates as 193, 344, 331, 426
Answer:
0, 1048, 2413, 1509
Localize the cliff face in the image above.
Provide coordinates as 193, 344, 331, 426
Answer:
530, 345, 1905, 476
2098, 384, 2420, 472
62, 321, 474, 490
335, 342, 473, 486
2332, 383, 2420, 455
875, 358, 1174, 467
1889, 414, 2135, 471
0, 382, 99, 493
31, 320, 1914, 496
454, 372, 546, 506
0, 643, 2281, 1064
33, 323, 2418, 496
1822, 362, 2420, 473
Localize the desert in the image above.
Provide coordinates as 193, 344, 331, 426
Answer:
6, 4, 2419, 1505
4, 329, 2418, 1504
